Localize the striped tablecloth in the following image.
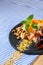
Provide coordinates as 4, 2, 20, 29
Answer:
0, 0, 43, 65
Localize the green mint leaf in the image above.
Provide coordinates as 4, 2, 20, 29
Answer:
26, 20, 31, 25
21, 20, 26, 24
25, 14, 34, 27
21, 14, 34, 25
32, 23, 38, 30
21, 14, 34, 31
26, 14, 34, 20
25, 24, 30, 31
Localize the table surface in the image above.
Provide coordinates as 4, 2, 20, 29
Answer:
0, 0, 43, 65
31, 55, 43, 65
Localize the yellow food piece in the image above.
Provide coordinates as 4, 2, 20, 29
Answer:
39, 20, 43, 24
38, 20, 43, 28
23, 39, 28, 43
17, 39, 29, 51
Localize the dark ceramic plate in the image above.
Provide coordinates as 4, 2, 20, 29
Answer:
9, 23, 43, 55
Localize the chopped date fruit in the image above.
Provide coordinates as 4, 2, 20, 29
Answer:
36, 36, 43, 49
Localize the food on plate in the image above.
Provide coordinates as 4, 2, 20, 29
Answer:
17, 39, 29, 51
12, 14, 43, 51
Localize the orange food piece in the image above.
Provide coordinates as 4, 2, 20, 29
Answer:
28, 26, 35, 33
40, 20, 43, 24
32, 19, 39, 24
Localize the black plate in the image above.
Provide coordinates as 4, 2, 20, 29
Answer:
9, 23, 43, 55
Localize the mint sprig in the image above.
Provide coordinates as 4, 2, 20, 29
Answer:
21, 14, 34, 31
21, 20, 26, 24
26, 14, 34, 20
32, 23, 38, 30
